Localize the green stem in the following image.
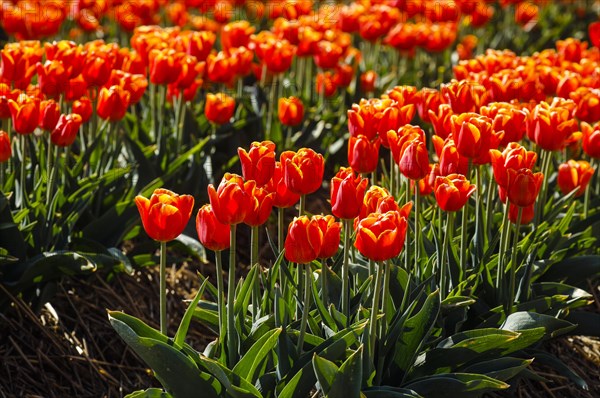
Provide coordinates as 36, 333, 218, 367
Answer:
215, 250, 226, 346
440, 211, 454, 300
535, 149, 552, 227
414, 186, 420, 277
175, 93, 185, 154
474, 166, 483, 264
297, 263, 312, 355
368, 262, 383, 370
496, 202, 511, 302
506, 207, 523, 315
266, 74, 278, 142
251, 225, 260, 320
459, 198, 469, 282
299, 194, 306, 217
19, 134, 27, 209
341, 219, 351, 322
368, 259, 375, 296
159, 241, 167, 335
321, 259, 329, 309
389, 151, 395, 196
227, 224, 238, 366
46, 145, 59, 208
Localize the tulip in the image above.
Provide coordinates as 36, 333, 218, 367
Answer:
348, 98, 401, 142
281, 148, 325, 196
244, 184, 275, 227
207, 51, 236, 85
557, 160, 595, 197
417, 88, 446, 123
433, 137, 470, 177
450, 113, 501, 164
208, 173, 254, 225
590, 21, 600, 48
278, 97, 304, 126
82, 53, 112, 87
196, 204, 231, 252
348, 135, 380, 174
331, 167, 368, 220
428, 104, 454, 140
360, 70, 377, 93
221, 20, 255, 50
51, 114, 83, 147
506, 168, 543, 208
38, 100, 61, 131
8, 96, 39, 135
434, 174, 477, 212
581, 122, 600, 159
266, 161, 301, 209
284, 216, 321, 264
313, 215, 342, 259
489, 143, 537, 190
316, 71, 338, 98
134, 188, 195, 242
149, 49, 182, 85
442, 79, 487, 114
399, 138, 430, 180
526, 101, 579, 152
238, 141, 276, 187
205, 93, 235, 125
388, 125, 426, 164
0, 131, 10, 163
355, 210, 409, 262
314, 41, 343, 70
72, 97, 93, 123
480, 103, 528, 147
359, 185, 393, 220
97, 85, 131, 122
37, 60, 69, 98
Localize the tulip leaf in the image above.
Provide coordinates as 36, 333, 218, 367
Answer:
108, 311, 221, 397
361, 387, 423, 398
235, 265, 257, 315
172, 234, 208, 263
404, 373, 509, 397
124, 389, 173, 398
193, 301, 219, 333
462, 357, 533, 381
501, 311, 576, 339
233, 327, 282, 384
327, 345, 363, 398
538, 255, 600, 288
524, 349, 588, 390
312, 354, 338, 393
390, 289, 440, 379
174, 278, 209, 349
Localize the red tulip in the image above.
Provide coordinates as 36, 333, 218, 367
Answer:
208, 173, 254, 225
205, 93, 235, 125
265, 161, 301, 208
284, 216, 321, 264
331, 167, 368, 220
82, 52, 112, 87
135, 188, 195, 242
355, 210, 409, 262
433, 136, 470, 177
429, 104, 454, 140
557, 160, 595, 197
281, 148, 325, 195
244, 184, 275, 227
51, 113, 82, 147
509, 203, 535, 224
480, 102, 528, 147
589, 21, 600, 48
434, 174, 477, 212
149, 49, 181, 85
8, 96, 39, 135
238, 140, 276, 187
196, 204, 230, 252
313, 215, 342, 259
72, 97, 93, 123
450, 112, 501, 164
388, 125, 426, 165
526, 100, 579, 152
348, 135, 380, 174
506, 168, 543, 207
399, 138, 430, 180
36, 60, 68, 98
581, 122, 600, 159
489, 143, 537, 190
0, 131, 11, 162
278, 97, 304, 126
38, 99, 61, 131
360, 70, 377, 93
97, 85, 131, 121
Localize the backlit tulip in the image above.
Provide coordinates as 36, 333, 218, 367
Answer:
433, 137, 470, 177
284, 216, 321, 264
581, 122, 600, 159
72, 97, 93, 123
450, 113, 500, 164
480, 102, 528, 147
266, 161, 300, 209
355, 210, 409, 262
434, 174, 477, 212
135, 188, 195, 242
489, 143, 537, 190
278, 97, 304, 126
331, 167, 368, 220
37, 60, 68, 98
51, 113, 82, 147
97, 85, 131, 121
417, 88, 446, 123
314, 41, 343, 70
196, 205, 230, 252
557, 160, 595, 197
281, 148, 325, 195
238, 141, 276, 187
8, 96, 39, 135
360, 70, 377, 93
348, 98, 401, 143
506, 168, 543, 207
0, 131, 11, 162
149, 49, 181, 85
526, 101, 579, 152
429, 104, 454, 140
442, 79, 487, 114
348, 135, 380, 174
313, 215, 342, 259
208, 173, 254, 225
205, 93, 235, 125
82, 53, 112, 87
388, 125, 426, 164
244, 184, 275, 227
399, 138, 430, 180
221, 20, 255, 50
509, 203, 535, 224
39, 100, 61, 131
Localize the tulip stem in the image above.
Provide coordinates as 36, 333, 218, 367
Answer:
341, 219, 351, 323
440, 211, 454, 300
368, 261, 383, 371
506, 207, 523, 315
474, 166, 483, 265
299, 194, 306, 217
215, 250, 226, 347
321, 258, 328, 309
251, 225, 260, 320
459, 197, 469, 282
227, 224, 238, 366
297, 263, 312, 355
159, 241, 167, 335
368, 259, 375, 296
265, 74, 278, 143
535, 149, 552, 227
496, 202, 511, 302
46, 145, 59, 209
389, 151, 395, 196
19, 134, 27, 209
414, 187, 420, 277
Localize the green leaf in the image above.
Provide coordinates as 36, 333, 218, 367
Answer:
362, 387, 423, 398
328, 345, 363, 398
463, 357, 533, 381
312, 354, 339, 393
538, 255, 600, 288
501, 311, 576, 339
391, 290, 440, 378
108, 311, 221, 398
404, 373, 509, 398
233, 327, 282, 384
172, 234, 208, 263
124, 389, 173, 398
193, 302, 220, 332
174, 278, 209, 349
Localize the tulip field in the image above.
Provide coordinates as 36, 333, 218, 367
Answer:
2, 1, 600, 397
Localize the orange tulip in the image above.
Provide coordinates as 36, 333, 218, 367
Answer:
222, 20, 255, 50
331, 167, 368, 220
36, 60, 69, 98
278, 97, 304, 126
281, 148, 325, 195
238, 140, 276, 187
526, 100, 579, 152
244, 184, 275, 227
557, 160, 595, 197
72, 97, 93, 123
581, 122, 600, 159
489, 143, 537, 190
399, 138, 430, 181
97, 85, 131, 121
442, 79, 487, 114
284, 216, 321, 264
51, 113, 82, 147
8, 96, 39, 135
450, 112, 501, 164
428, 104, 454, 140
135, 189, 195, 242
265, 161, 301, 209
0, 131, 11, 163
208, 173, 254, 225
348, 134, 380, 174
506, 168, 543, 207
